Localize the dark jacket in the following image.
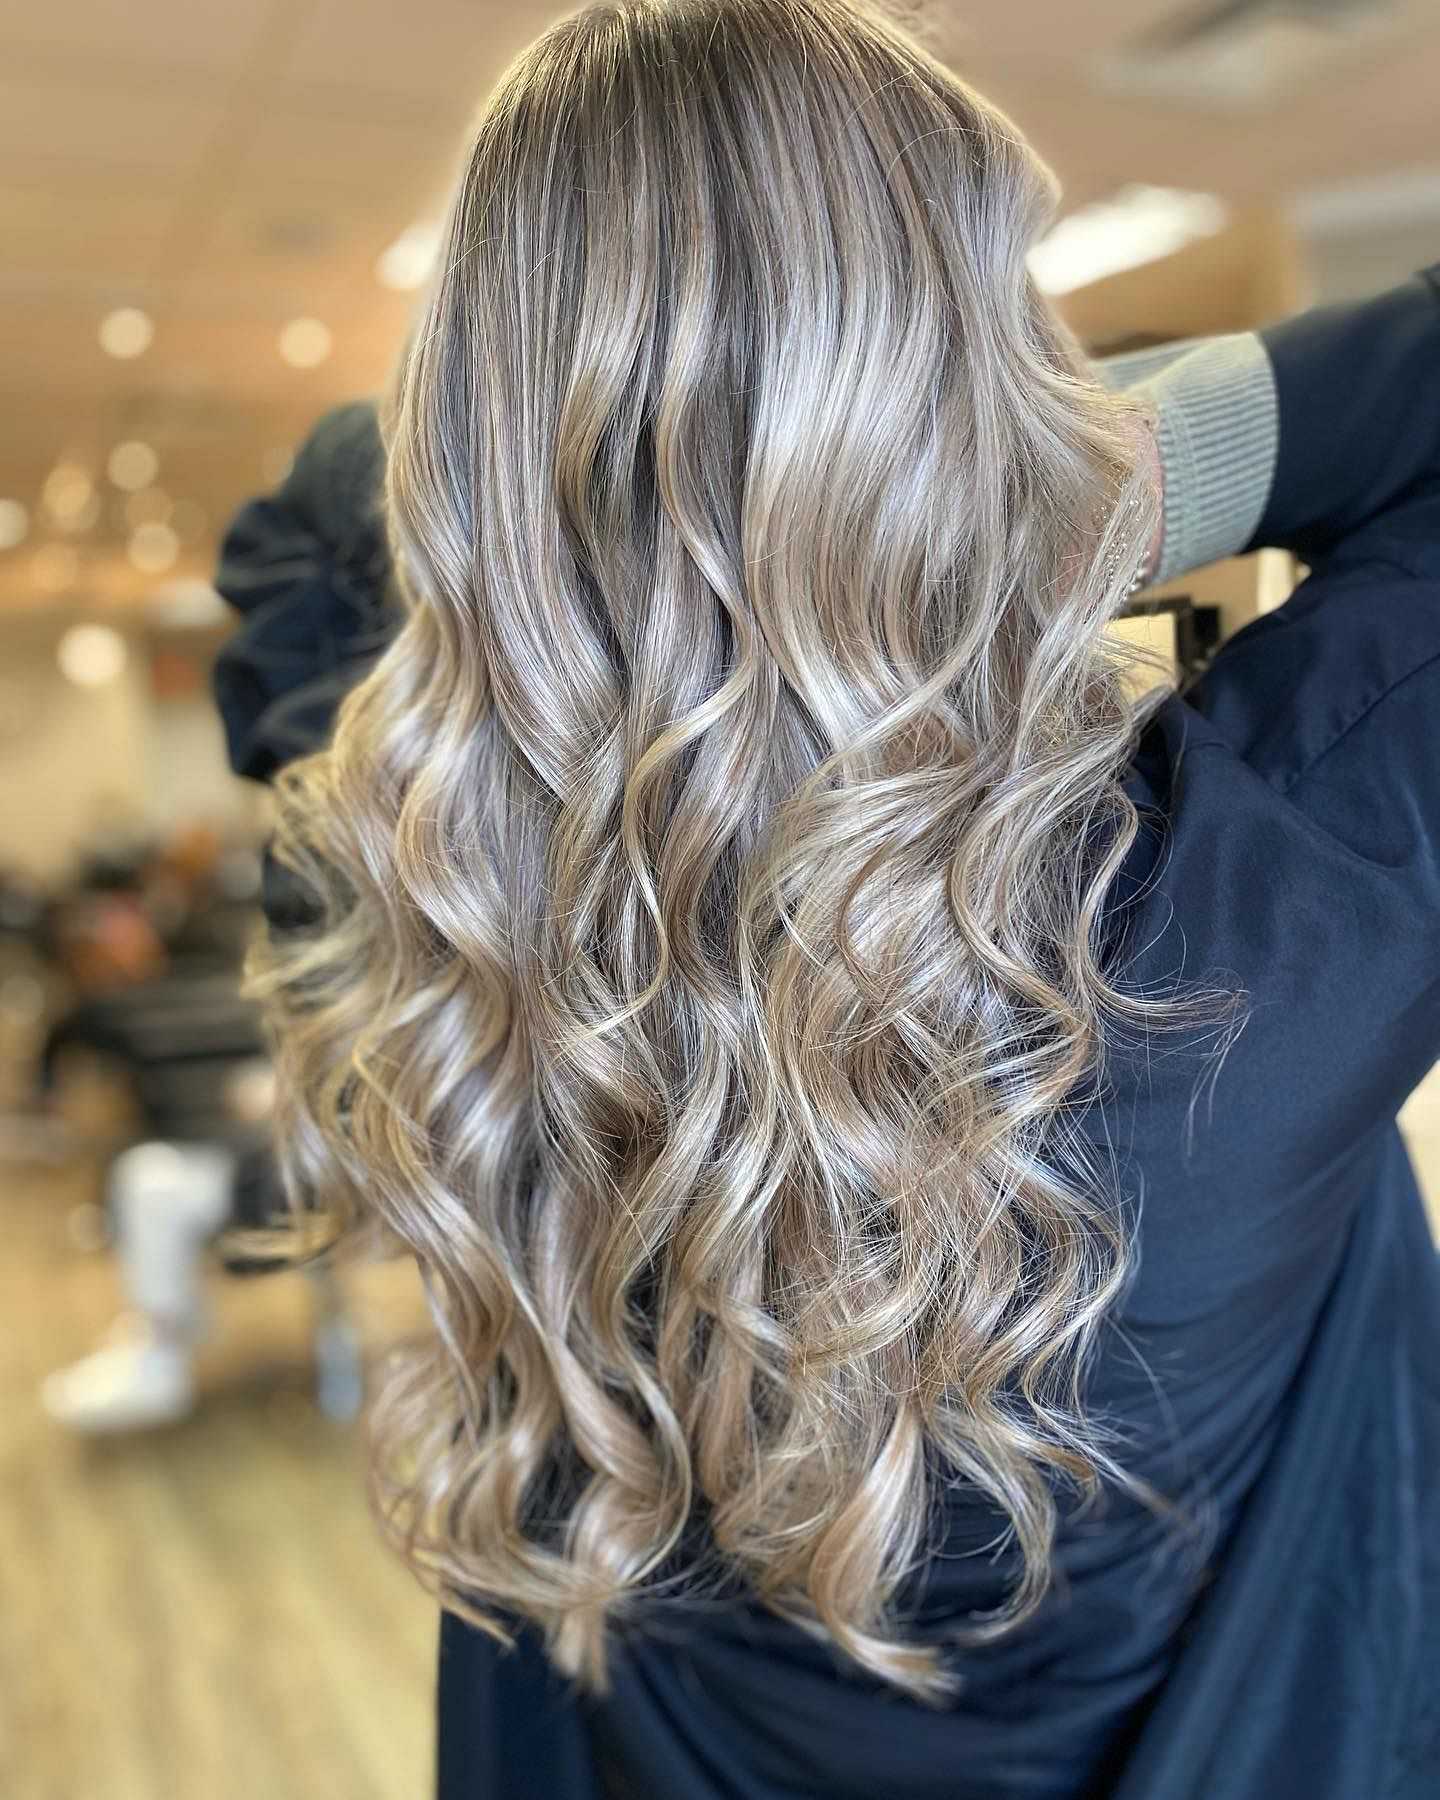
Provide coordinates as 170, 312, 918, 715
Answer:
213, 399, 395, 785
212, 400, 394, 931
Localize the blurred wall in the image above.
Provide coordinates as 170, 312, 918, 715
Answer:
0, 615, 261, 880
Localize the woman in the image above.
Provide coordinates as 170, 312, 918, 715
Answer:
229, 2, 1440, 1794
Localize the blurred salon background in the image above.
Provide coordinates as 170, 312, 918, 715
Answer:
3, 2, 1440, 1795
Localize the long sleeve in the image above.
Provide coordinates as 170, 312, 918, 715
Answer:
1244, 262, 1440, 566
1095, 262, 1440, 587
1095, 332, 1278, 587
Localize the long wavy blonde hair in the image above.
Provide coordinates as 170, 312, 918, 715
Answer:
249, 0, 1246, 1706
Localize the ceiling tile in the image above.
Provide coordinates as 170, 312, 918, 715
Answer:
280, 0, 555, 106
0, 0, 273, 77
0, 179, 177, 283
233, 97, 471, 201
4, 0, 1440, 620
0, 69, 228, 178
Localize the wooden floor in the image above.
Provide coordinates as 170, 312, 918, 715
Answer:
3, 1085, 1438, 1800
0, 1154, 436, 1800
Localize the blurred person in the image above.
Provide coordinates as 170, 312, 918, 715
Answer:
0, 865, 54, 1123
72, 790, 156, 891
42, 816, 245, 998
47, 885, 167, 993
39, 1138, 242, 1431
35, 951, 271, 1430
47, 839, 168, 994
36, 995, 362, 1432
34, 822, 349, 1431
217, 2, 1440, 1796
34, 391, 393, 1438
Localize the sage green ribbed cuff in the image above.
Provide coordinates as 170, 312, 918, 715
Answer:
1096, 332, 1279, 586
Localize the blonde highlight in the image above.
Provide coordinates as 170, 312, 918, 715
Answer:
248, 0, 1247, 1707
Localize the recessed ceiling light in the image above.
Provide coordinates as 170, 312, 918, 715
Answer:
43, 463, 95, 525
376, 221, 442, 291
57, 494, 102, 535
149, 578, 227, 627
128, 521, 181, 574
58, 624, 127, 688
0, 499, 30, 549
278, 317, 332, 369
108, 440, 160, 492
99, 307, 155, 359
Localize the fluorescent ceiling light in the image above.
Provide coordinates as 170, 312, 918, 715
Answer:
1028, 186, 1229, 296
1090, 2, 1405, 111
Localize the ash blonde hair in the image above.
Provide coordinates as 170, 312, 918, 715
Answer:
250, 0, 1246, 1705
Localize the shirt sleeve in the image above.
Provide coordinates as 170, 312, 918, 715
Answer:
1095, 333, 1278, 586
1245, 262, 1440, 568
1096, 262, 1440, 587
1104, 276, 1440, 1145
1173, 268, 1440, 788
